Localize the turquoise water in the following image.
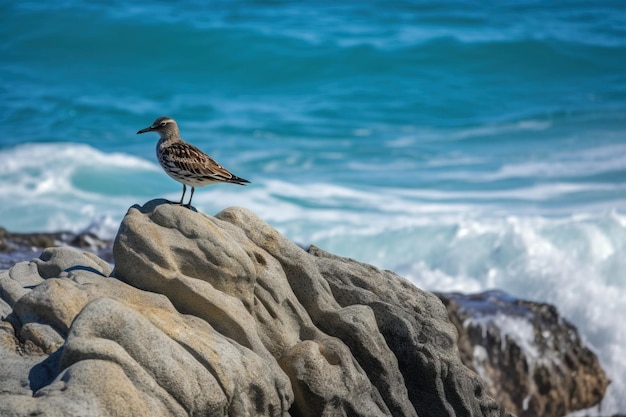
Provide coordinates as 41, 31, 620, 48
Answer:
2, 2, 626, 414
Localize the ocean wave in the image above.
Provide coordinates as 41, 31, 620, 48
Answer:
0, 143, 158, 235
432, 143, 626, 183
3, 142, 625, 232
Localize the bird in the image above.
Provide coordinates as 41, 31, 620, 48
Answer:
137, 116, 249, 207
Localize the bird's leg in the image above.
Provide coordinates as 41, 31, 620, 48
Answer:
185, 186, 195, 208
177, 184, 187, 205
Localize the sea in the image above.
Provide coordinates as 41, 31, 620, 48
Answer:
1, 1, 625, 414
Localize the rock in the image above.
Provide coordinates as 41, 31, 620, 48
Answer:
435, 290, 610, 417
114, 200, 511, 416
0, 200, 514, 417
307, 245, 505, 417
1, 247, 289, 416
0, 226, 113, 268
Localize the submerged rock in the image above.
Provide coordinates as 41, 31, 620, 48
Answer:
436, 290, 609, 417
0, 200, 513, 417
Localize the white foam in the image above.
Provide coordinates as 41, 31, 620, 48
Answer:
463, 312, 567, 371
447, 119, 552, 141
408, 119, 552, 145
436, 143, 626, 182
472, 345, 490, 385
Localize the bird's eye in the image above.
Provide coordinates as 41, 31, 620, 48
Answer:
160, 122, 167, 127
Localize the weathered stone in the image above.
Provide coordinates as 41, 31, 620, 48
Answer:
0, 200, 519, 416
308, 245, 506, 417
113, 200, 391, 416
436, 290, 609, 417
1, 246, 291, 416
0, 226, 113, 268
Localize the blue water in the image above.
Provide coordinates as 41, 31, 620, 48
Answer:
2, 2, 626, 414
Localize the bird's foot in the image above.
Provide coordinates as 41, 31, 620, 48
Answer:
165, 199, 184, 205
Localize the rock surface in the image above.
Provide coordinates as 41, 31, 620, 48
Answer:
436, 291, 609, 417
0, 200, 513, 416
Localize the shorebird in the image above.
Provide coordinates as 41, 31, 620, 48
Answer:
137, 116, 249, 207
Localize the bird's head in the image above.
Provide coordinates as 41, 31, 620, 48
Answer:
137, 116, 179, 138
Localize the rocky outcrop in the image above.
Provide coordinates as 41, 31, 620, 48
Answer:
0, 200, 513, 416
436, 291, 609, 417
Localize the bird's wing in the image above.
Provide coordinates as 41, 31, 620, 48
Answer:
166, 141, 245, 183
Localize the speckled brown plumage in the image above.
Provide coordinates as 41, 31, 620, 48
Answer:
137, 116, 249, 207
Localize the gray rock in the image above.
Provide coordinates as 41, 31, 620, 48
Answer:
0, 226, 113, 268
308, 244, 506, 417
0, 200, 514, 417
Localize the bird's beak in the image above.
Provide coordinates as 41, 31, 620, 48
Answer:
137, 126, 153, 134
